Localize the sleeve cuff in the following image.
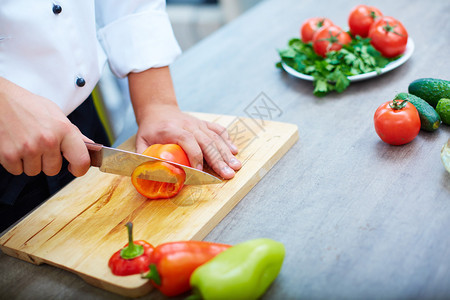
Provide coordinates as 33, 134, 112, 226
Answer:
97, 10, 181, 78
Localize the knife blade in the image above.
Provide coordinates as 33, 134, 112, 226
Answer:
85, 142, 222, 185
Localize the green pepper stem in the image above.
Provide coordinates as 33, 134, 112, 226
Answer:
185, 293, 202, 300
120, 222, 144, 259
142, 264, 161, 285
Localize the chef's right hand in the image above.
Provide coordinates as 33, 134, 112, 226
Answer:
0, 77, 91, 177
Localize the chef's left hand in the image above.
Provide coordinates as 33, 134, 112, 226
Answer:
128, 66, 241, 179
135, 103, 241, 179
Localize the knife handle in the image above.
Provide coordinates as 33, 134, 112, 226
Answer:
85, 142, 103, 167
85, 141, 103, 151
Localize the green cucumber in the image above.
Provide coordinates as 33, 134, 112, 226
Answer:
408, 78, 450, 108
395, 92, 441, 132
436, 98, 450, 125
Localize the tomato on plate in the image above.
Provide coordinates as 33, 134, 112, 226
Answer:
368, 16, 408, 58
348, 4, 383, 37
312, 25, 352, 57
300, 17, 334, 43
131, 144, 190, 199
374, 99, 420, 145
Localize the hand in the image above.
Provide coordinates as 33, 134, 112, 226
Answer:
0, 77, 91, 177
128, 67, 241, 180
135, 104, 241, 179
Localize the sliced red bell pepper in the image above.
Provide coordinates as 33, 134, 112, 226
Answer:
108, 222, 154, 276
131, 144, 190, 199
143, 240, 231, 297
144, 144, 191, 165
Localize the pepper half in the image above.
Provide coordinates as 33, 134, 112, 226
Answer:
143, 240, 231, 297
131, 144, 190, 199
108, 222, 154, 276
189, 238, 285, 300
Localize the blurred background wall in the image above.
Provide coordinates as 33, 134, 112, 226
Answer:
167, 0, 262, 50
95, 0, 263, 145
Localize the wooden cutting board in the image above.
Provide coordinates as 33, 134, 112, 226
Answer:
0, 113, 298, 298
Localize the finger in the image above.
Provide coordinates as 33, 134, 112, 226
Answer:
209, 159, 236, 180
0, 150, 24, 175
206, 121, 239, 154
176, 130, 204, 170
22, 154, 42, 176
42, 147, 63, 176
81, 134, 94, 144
135, 135, 150, 154
2, 162, 24, 176
193, 130, 239, 178
40, 130, 64, 176
15, 140, 43, 176
202, 129, 241, 171
205, 121, 232, 141
61, 127, 91, 177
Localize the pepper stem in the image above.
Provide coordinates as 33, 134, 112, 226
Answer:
185, 293, 202, 300
120, 222, 144, 259
142, 264, 161, 286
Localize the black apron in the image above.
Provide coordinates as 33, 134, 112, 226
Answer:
0, 96, 110, 232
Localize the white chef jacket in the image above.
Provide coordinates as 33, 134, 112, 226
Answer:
0, 0, 181, 115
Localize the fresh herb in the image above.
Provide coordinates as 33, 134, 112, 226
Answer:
276, 36, 398, 97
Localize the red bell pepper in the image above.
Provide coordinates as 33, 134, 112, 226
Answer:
143, 241, 231, 297
108, 222, 154, 276
131, 144, 191, 199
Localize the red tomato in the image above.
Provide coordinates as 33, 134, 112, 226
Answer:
312, 25, 352, 57
374, 99, 420, 145
300, 17, 334, 43
368, 16, 408, 58
348, 5, 383, 37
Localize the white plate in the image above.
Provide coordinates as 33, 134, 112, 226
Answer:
281, 38, 414, 82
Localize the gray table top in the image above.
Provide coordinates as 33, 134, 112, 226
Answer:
2, 0, 450, 299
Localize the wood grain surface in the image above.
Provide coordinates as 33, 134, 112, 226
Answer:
0, 113, 298, 297
1, 0, 450, 299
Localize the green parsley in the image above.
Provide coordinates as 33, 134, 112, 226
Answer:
276, 36, 397, 97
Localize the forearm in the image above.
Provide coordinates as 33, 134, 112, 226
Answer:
128, 66, 180, 125
127, 66, 241, 179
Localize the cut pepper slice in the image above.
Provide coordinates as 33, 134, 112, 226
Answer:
132, 161, 186, 199
131, 144, 190, 199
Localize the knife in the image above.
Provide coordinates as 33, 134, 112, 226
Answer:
85, 142, 222, 185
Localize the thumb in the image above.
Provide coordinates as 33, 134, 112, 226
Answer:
61, 127, 91, 177
135, 137, 149, 154
81, 134, 95, 144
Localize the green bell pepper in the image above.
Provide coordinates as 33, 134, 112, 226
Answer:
189, 238, 285, 300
